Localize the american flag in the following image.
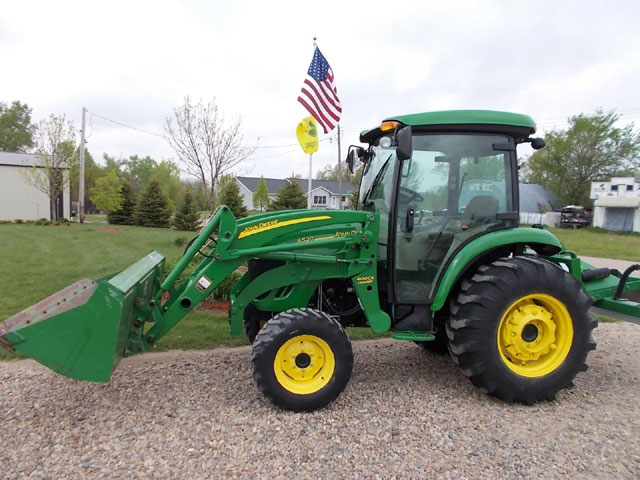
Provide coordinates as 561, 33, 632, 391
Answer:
297, 47, 342, 134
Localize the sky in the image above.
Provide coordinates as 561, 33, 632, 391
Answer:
2, 0, 640, 181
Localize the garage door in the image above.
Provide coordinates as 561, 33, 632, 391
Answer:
604, 207, 634, 231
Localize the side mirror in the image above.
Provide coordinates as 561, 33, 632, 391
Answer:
530, 137, 546, 150
395, 125, 413, 161
346, 145, 366, 173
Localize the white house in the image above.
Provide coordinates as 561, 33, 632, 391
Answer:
235, 177, 355, 210
591, 177, 640, 199
591, 177, 640, 232
0, 151, 71, 221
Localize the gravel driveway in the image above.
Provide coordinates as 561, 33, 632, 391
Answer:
1, 322, 639, 479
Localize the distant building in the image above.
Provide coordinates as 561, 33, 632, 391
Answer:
0, 151, 71, 221
518, 184, 562, 226
591, 177, 640, 199
591, 177, 640, 232
235, 177, 355, 210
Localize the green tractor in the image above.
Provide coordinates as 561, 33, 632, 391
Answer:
2, 110, 639, 411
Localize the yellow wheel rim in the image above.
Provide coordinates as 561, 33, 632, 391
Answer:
497, 294, 573, 377
274, 335, 335, 395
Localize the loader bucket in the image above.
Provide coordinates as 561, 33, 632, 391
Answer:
0, 251, 164, 382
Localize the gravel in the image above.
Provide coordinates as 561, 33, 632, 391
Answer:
1, 322, 639, 479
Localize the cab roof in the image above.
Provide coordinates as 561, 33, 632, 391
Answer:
360, 109, 537, 143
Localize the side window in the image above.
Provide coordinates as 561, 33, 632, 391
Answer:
400, 151, 449, 212
458, 154, 507, 216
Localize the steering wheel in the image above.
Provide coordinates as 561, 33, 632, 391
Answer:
398, 186, 424, 204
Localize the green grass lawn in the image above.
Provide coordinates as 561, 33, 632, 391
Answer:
1, 222, 636, 360
0, 223, 190, 319
84, 213, 108, 223
549, 227, 640, 261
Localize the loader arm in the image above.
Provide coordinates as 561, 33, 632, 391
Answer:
143, 205, 390, 348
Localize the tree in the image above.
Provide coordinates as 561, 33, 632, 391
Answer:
136, 178, 171, 228
316, 162, 363, 185
165, 96, 255, 210
90, 171, 122, 212
218, 176, 248, 218
525, 109, 640, 206
22, 114, 76, 220
183, 179, 209, 212
104, 155, 182, 212
317, 162, 364, 210
70, 149, 101, 212
215, 174, 234, 206
268, 179, 307, 211
108, 181, 137, 225
0, 100, 35, 152
173, 191, 200, 231
252, 175, 270, 211
348, 189, 359, 209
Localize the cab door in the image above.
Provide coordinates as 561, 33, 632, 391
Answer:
392, 134, 514, 304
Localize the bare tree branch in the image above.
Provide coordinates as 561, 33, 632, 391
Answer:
21, 114, 77, 219
165, 97, 255, 210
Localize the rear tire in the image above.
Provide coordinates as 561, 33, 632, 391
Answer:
252, 308, 353, 411
447, 256, 597, 404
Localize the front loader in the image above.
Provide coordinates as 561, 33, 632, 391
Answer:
2, 110, 639, 411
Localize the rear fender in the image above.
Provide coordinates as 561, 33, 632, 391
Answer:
430, 228, 562, 311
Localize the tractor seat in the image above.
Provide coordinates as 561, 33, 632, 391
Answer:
464, 195, 499, 219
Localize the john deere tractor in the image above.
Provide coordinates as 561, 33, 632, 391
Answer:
2, 110, 639, 411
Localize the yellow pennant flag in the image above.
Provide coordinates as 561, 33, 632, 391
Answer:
296, 115, 318, 154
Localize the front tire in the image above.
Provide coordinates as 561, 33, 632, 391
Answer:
447, 256, 597, 404
244, 304, 271, 343
251, 308, 353, 411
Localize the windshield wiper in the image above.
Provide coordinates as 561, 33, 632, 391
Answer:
361, 154, 392, 207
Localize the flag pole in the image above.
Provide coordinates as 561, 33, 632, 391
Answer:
309, 36, 316, 210
337, 125, 342, 209
308, 153, 313, 208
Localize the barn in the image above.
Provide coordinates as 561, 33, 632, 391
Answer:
0, 151, 71, 221
518, 183, 562, 225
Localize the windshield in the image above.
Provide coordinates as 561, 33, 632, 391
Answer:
358, 142, 396, 210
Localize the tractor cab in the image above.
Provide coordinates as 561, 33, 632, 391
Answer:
348, 110, 543, 315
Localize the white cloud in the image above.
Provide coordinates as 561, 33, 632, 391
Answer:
2, 0, 639, 180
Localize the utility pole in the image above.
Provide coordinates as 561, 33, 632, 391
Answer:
79, 107, 86, 223
308, 153, 313, 209
337, 126, 342, 209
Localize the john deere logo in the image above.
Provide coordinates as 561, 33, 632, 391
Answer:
306, 120, 317, 137
238, 215, 331, 239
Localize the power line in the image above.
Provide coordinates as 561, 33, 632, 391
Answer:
253, 136, 335, 150
249, 148, 302, 161
89, 111, 169, 139
88, 109, 341, 150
